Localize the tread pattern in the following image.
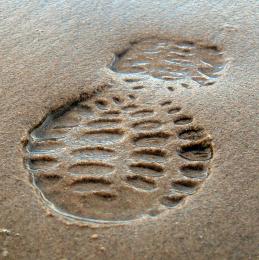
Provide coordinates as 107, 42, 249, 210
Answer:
111, 38, 225, 87
24, 90, 213, 224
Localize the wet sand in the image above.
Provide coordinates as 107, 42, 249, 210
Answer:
0, 1, 258, 259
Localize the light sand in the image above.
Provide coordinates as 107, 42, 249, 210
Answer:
0, 0, 258, 259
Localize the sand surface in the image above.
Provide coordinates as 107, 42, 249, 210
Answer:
0, 0, 258, 259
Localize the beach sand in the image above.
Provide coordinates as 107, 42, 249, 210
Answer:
0, 1, 258, 259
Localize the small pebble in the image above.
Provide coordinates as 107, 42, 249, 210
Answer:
2, 249, 8, 257
100, 246, 105, 252
0, 229, 11, 235
91, 234, 99, 239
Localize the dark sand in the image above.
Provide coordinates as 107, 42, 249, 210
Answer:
0, 1, 258, 259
